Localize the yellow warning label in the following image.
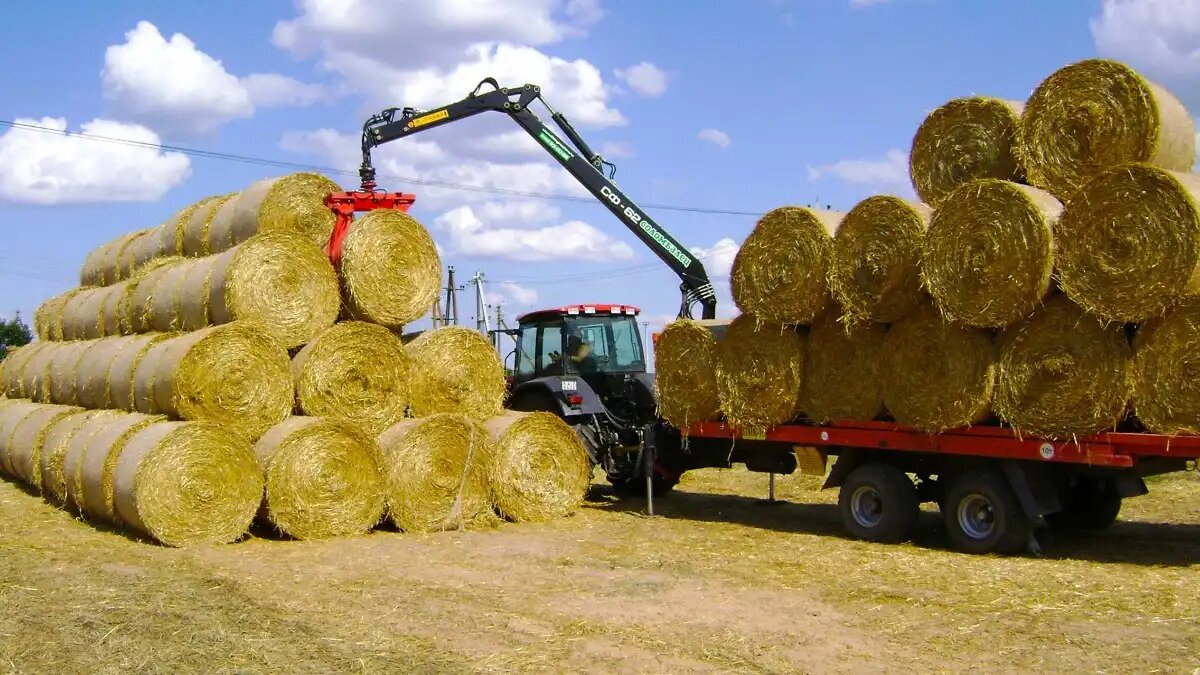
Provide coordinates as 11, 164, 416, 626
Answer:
410, 109, 449, 128
793, 445, 828, 476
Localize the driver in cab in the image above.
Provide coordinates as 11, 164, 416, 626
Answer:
546, 334, 598, 375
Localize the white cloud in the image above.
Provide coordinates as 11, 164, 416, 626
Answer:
1092, 0, 1200, 81
102, 21, 323, 137
614, 62, 669, 97
807, 148, 909, 187
600, 141, 633, 159
477, 200, 562, 224
279, 128, 446, 173
435, 205, 635, 262
0, 118, 190, 205
494, 281, 539, 306
698, 128, 732, 149
473, 130, 544, 159
689, 237, 740, 279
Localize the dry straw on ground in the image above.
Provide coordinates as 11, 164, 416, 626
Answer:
923, 179, 1061, 328
829, 196, 931, 325
1019, 58, 1195, 198
340, 210, 442, 329
379, 415, 496, 533
485, 411, 590, 523
1131, 297, 1200, 435
910, 97, 1025, 206
292, 321, 411, 435
112, 420, 263, 546
732, 207, 844, 325
1056, 165, 1200, 323
715, 314, 805, 436
407, 326, 507, 420
881, 301, 995, 431
253, 416, 386, 540
994, 295, 1129, 439
654, 319, 727, 429
798, 305, 886, 424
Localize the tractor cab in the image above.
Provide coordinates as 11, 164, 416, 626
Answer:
511, 304, 645, 388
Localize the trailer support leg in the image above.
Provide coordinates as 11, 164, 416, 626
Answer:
642, 425, 655, 517
768, 473, 776, 502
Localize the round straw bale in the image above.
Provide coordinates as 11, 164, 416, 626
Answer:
7, 403, 85, 488
923, 180, 1061, 328
147, 262, 191, 333
340, 210, 442, 329
78, 412, 165, 522
76, 334, 168, 411
46, 341, 91, 405
114, 229, 158, 280
995, 295, 1129, 439
881, 301, 995, 431
1, 342, 46, 397
60, 286, 114, 340
205, 231, 340, 347
798, 306, 886, 424
211, 173, 342, 251
910, 97, 1024, 206
829, 196, 931, 325
406, 326, 506, 420
1130, 297, 1200, 435
80, 230, 141, 287
731, 206, 844, 325
182, 194, 235, 257
292, 322, 411, 435
0, 400, 43, 477
1019, 59, 1196, 198
1056, 165, 1200, 322
40, 409, 115, 502
379, 415, 496, 533
654, 319, 723, 429
254, 416, 386, 540
59, 409, 128, 510
112, 420, 263, 546
485, 411, 591, 523
158, 197, 217, 257
35, 288, 86, 341
17, 343, 57, 403
132, 322, 292, 438
715, 314, 805, 436
129, 257, 189, 333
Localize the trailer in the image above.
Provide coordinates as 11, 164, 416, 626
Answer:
657, 420, 1200, 555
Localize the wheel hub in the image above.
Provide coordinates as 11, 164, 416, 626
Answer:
957, 494, 996, 540
850, 485, 885, 528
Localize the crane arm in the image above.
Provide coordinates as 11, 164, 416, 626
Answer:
359, 78, 717, 320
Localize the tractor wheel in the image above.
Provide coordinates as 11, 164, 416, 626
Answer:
943, 471, 1030, 555
1045, 477, 1122, 532
838, 463, 919, 543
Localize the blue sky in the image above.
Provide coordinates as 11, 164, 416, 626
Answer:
0, 0, 1196, 356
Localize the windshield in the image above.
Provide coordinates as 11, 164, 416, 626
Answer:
564, 315, 646, 374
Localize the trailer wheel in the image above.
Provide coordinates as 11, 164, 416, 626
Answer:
1045, 477, 1122, 531
943, 472, 1030, 555
838, 464, 919, 543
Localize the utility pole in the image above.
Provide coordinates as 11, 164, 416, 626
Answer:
492, 304, 505, 350
444, 266, 464, 327
468, 272, 490, 334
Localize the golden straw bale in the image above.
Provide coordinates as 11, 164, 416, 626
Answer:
254, 416, 386, 540
910, 97, 1024, 207
731, 206, 844, 325
0, 400, 43, 477
881, 301, 994, 431
77, 411, 165, 522
80, 230, 141, 287
58, 410, 127, 509
292, 321, 411, 435
1056, 165, 1200, 323
715, 314, 805, 436
829, 196, 931, 325
1019, 59, 1195, 198
654, 319, 727, 429
112, 420, 263, 546
798, 305, 886, 424
40, 409, 113, 501
202, 173, 342, 254
1131, 297, 1200, 435
87, 334, 169, 411
6, 402, 84, 488
922, 179, 1061, 328
994, 295, 1129, 439
128, 257, 189, 333
1, 342, 48, 397
46, 341, 91, 405
34, 288, 86, 341
340, 210, 442, 329
181, 194, 235, 257
115, 229, 160, 280
380, 415, 497, 533
485, 411, 590, 523
407, 326, 507, 420
158, 197, 218, 257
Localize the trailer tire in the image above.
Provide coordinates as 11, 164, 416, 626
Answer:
838, 463, 919, 543
943, 471, 1030, 555
1045, 477, 1122, 532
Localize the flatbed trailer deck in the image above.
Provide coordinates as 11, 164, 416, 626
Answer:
673, 420, 1200, 554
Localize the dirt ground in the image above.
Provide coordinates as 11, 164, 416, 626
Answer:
1, 467, 1197, 674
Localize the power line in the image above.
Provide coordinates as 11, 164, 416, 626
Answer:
0, 119, 766, 217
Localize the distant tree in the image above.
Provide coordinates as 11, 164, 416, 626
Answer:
0, 312, 33, 361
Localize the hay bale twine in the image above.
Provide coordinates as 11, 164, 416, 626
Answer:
910, 97, 1024, 206
0, 400, 43, 477
485, 411, 591, 523
254, 416, 386, 540
379, 415, 496, 533
158, 197, 218, 257
881, 301, 995, 431
715, 314, 805, 436
1019, 59, 1196, 198
995, 295, 1129, 439
731, 206, 844, 325
112, 420, 263, 546
340, 210, 442, 329
1131, 297, 1200, 435
798, 306, 886, 424
292, 322, 411, 435
132, 323, 292, 437
923, 180, 1061, 328
829, 196, 931, 325
407, 326, 507, 420
654, 319, 726, 429
40, 409, 113, 501
1057, 165, 1200, 323
7, 403, 85, 489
